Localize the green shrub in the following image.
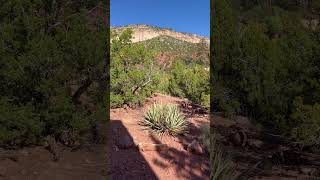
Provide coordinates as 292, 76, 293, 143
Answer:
290, 97, 320, 151
41, 92, 95, 136
200, 93, 210, 109
140, 103, 188, 136
212, 85, 240, 117
168, 60, 210, 107
0, 97, 42, 145
212, 0, 320, 143
217, 98, 240, 118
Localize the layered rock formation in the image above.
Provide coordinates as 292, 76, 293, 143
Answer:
112, 24, 209, 44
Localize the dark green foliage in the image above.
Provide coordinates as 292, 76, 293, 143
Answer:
110, 29, 156, 107
0, 0, 107, 146
142, 36, 209, 65
0, 97, 41, 145
169, 60, 210, 108
212, 0, 320, 146
290, 97, 320, 150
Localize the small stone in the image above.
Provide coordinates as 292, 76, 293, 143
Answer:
300, 167, 315, 175
44, 136, 60, 161
113, 145, 119, 152
187, 140, 204, 155
33, 171, 39, 175
229, 130, 247, 147
248, 139, 264, 149
60, 131, 77, 146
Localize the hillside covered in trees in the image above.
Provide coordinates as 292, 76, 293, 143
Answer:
110, 26, 210, 109
212, 0, 320, 153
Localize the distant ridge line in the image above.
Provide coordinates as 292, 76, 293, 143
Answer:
111, 24, 209, 44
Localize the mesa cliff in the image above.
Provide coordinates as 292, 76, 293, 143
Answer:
111, 24, 209, 44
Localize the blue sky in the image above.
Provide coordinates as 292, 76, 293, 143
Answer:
110, 0, 209, 37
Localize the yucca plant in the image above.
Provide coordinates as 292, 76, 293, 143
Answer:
140, 103, 188, 136
200, 124, 210, 150
210, 133, 238, 180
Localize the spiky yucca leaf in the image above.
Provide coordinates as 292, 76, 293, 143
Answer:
200, 124, 210, 150
210, 134, 238, 180
141, 103, 188, 136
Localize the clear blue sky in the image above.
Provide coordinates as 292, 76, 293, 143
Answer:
110, 0, 209, 37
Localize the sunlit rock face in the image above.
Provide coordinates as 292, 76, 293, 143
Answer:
112, 24, 209, 44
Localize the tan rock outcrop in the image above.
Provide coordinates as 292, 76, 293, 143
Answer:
112, 24, 209, 44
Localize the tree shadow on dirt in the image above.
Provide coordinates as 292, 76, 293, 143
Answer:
147, 115, 210, 180
109, 120, 158, 180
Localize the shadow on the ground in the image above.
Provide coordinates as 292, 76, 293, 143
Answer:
109, 119, 158, 180
148, 115, 210, 180
0, 123, 109, 180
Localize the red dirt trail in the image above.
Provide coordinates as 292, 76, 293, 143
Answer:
109, 93, 210, 180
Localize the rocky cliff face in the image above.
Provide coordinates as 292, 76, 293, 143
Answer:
112, 24, 209, 44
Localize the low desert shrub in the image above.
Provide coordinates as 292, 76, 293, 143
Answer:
168, 61, 210, 108
140, 103, 188, 136
290, 97, 320, 152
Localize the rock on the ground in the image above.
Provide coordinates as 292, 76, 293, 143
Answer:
117, 135, 134, 149
44, 136, 60, 161
187, 140, 205, 155
300, 167, 316, 175
123, 104, 129, 110
60, 130, 77, 147
229, 130, 247, 147
248, 139, 264, 149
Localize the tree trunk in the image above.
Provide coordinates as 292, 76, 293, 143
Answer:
72, 78, 93, 104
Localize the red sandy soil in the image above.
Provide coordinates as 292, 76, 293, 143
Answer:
0, 119, 109, 180
109, 93, 210, 180
0, 144, 108, 180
